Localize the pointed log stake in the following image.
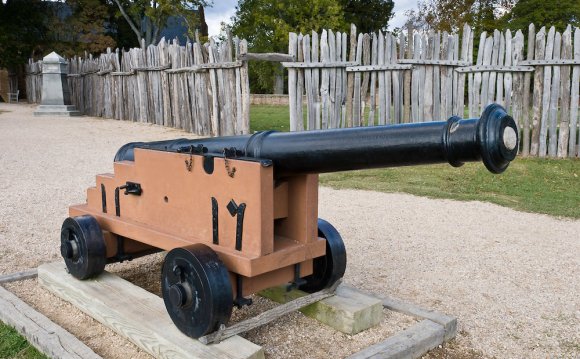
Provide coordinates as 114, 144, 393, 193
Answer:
199, 279, 342, 345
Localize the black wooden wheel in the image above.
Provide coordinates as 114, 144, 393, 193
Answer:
60, 215, 107, 280
299, 218, 347, 293
161, 244, 233, 339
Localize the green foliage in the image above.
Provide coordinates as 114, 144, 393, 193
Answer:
0, 0, 48, 70
342, 0, 394, 33
50, 0, 117, 58
407, 0, 580, 39
0, 0, 124, 68
0, 321, 47, 359
501, 0, 580, 32
230, 0, 347, 93
409, 0, 508, 33
112, 0, 210, 46
231, 0, 345, 51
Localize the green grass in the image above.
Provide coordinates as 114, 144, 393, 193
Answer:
250, 104, 580, 219
320, 158, 580, 218
250, 105, 291, 132
0, 322, 47, 359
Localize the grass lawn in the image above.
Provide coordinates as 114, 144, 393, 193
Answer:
0, 322, 47, 359
250, 104, 292, 132
321, 159, 580, 219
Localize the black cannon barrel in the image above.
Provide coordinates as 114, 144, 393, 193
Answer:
115, 104, 518, 176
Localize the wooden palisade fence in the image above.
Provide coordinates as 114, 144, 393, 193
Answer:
25, 60, 42, 103
26, 35, 250, 136
286, 24, 580, 158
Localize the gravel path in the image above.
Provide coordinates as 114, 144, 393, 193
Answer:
1, 103, 578, 358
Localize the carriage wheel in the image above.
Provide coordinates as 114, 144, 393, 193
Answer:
60, 215, 107, 280
299, 218, 347, 293
161, 244, 233, 339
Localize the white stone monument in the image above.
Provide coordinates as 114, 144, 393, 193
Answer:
34, 52, 80, 116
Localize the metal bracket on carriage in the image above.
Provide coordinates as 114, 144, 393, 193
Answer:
227, 200, 246, 251
222, 147, 240, 178
176, 144, 207, 154
198, 279, 342, 345
119, 181, 142, 196
285, 263, 307, 292
177, 144, 206, 172
233, 275, 253, 309
111, 235, 133, 263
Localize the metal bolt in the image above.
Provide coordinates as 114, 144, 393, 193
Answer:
173, 265, 182, 277
168, 283, 187, 308
61, 240, 79, 260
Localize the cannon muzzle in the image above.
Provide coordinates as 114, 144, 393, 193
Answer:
115, 103, 518, 176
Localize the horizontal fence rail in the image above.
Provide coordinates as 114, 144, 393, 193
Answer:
286, 24, 580, 158
25, 36, 250, 137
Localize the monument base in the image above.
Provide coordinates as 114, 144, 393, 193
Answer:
34, 105, 81, 117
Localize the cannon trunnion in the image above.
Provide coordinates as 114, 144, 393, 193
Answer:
60, 104, 517, 339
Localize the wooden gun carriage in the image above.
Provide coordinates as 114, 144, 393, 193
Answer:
60, 104, 518, 339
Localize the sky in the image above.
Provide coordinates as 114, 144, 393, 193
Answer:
204, 0, 420, 37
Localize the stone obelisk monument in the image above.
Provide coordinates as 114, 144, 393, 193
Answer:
34, 52, 80, 116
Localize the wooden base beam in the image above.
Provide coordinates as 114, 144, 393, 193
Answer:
349, 294, 458, 359
347, 319, 445, 359
200, 280, 341, 345
0, 269, 38, 284
38, 262, 264, 359
0, 285, 101, 359
382, 296, 457, 341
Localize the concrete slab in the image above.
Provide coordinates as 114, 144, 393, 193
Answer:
34, 105, 81, 116
260, 283, 383, 335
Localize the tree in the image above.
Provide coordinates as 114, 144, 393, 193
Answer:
49, 0, 117, 57
0, 0, 49, 70
112, 0, 211, 46
230, 0, 346, 93
501, 0, 580, 32
409, 0, 513, 34
342, 0, 394, 33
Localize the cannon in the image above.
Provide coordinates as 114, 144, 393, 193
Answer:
60, 104, 518, 339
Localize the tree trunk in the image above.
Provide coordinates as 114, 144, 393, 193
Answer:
273, 73, 284, 94
113, 0, 143, 46
144, 17, 152, 47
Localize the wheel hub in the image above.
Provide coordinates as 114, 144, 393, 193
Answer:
60, 232, 79, 260
168, 283, 192, 308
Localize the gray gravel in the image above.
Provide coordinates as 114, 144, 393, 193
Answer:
1, 103, 579, 358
